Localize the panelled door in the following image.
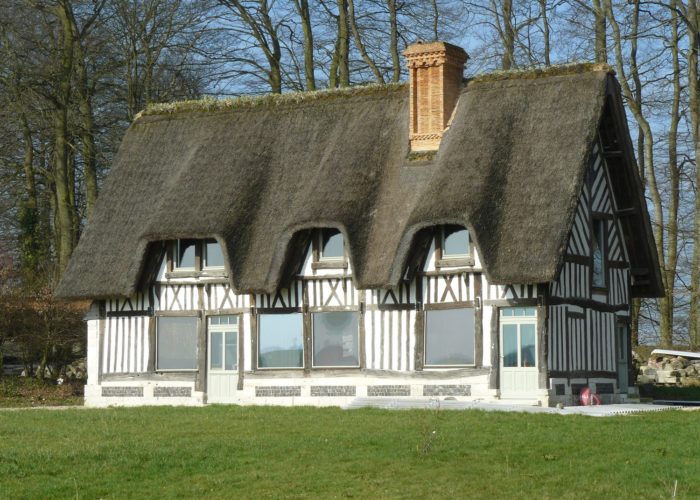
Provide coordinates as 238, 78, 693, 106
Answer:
500, 307, 538, 396
207, 315, 238, 402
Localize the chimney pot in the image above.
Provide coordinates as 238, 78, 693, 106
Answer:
403, 41, 469, 152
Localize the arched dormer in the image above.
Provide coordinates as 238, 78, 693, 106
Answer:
394, 222, 478, 284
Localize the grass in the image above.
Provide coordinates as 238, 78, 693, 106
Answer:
0, 405, 698, 498
0, 377, 84, 408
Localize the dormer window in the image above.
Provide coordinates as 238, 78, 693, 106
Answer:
176, 239, 196, 270
168, 238, 225, 275
320, 229, 344, 261
203, 238, 224, 269
312, 228, 348, 270
436, 225, 473, 268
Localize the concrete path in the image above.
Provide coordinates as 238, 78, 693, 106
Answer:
344, 397, 683, 416
0, 405, 88, 411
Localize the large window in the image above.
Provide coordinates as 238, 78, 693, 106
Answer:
258, 313, 304, 368
209, 315, 238, 371
592, 218, 606, 288
425, 308, 475, 366
157, 316, 198, 370
313, 312, 359, 367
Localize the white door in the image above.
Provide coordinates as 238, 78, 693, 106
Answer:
207, 315, 239, 402
500, 308, 538, 396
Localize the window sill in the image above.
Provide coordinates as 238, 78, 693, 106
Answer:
435, 258, 474, 269
311, 260, 348, 270
592, 286, 608, 294
165, 270, 228, 279
423, 364, 476, 369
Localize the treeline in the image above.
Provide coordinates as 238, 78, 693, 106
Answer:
0, 0, 698, 351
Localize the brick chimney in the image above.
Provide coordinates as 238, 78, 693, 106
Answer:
403, 41, 469, 152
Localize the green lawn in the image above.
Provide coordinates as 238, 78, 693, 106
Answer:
0, 405, 698, 499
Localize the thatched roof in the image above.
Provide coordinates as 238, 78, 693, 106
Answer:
57, 65, 663, 299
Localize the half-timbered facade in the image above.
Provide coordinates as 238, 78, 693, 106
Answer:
60, 42, 662, 407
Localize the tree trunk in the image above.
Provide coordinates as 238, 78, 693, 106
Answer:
294, 0, 316, 91
387, 0, 401, 82
74, 41, 98, 219
539, 0, 551, 65
688, 0, 700, 349
348, 0, 385, 83
501, 0, 516, 69
53, 1, 77, 275
336, 0, 350, 87
593, 0, 607, 63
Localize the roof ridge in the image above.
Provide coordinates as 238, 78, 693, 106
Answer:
467, 62, 613, 85
137, 82, 408, 119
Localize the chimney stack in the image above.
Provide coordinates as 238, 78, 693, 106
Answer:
403, 41, 469, 152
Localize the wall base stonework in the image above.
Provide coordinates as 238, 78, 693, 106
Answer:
422, 384, 471, 397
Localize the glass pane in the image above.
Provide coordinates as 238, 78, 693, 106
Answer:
520, 324, 536, 367
210, 331, 223, 370
425, 308, 474, 365
313, 312, 359, 367
209, 316, 220, 325
177, 240, 196, 268
502, 307, 536, 318
592, 219, 605, 287
259, 314, 304, 368
502, 324, 518, 367
157, 316, 198, 370
443, 226, 469, 256
204, 239, 224, 268
225, 331, 237, 370
321, 229, 344, 259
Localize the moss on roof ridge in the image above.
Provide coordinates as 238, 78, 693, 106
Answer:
467, 62, 613, 85
139, 82, 408, 118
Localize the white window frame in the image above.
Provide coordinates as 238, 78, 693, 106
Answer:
155, 315, 199, 372
202, 238, 225, 270
318, 228, 346, 262
311, 311, 360, 369
207, 315, 238, 372
499, 308, 538, 369
441, 226, 471, 259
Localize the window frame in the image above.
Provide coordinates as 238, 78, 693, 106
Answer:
435, 226, 474, 268
311, 311, 360, 369
202, 238, 225, 270
256, 311, 305, 370
312, 228, 348, 270
591, 216, 608, 291
155, 314, 200, 372
423, 306, 476, 368
174, 239, 197, 271
207, 315, 239, 372
166, 239, 227, 277
499, 307, 538, 369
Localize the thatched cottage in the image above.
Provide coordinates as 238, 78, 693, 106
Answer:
58, 41, 662, 407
